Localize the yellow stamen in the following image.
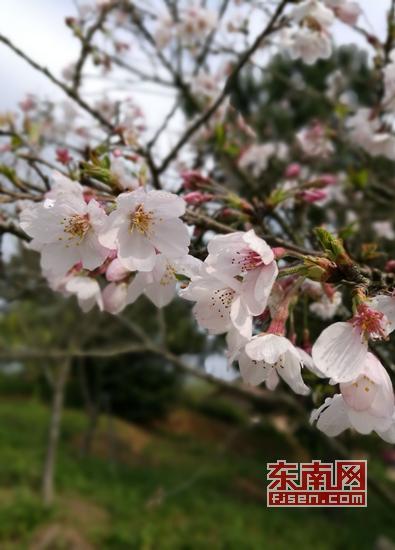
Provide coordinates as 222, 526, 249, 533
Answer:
130, 204, 153, 236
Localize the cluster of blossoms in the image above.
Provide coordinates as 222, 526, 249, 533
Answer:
20, 174, 194, 313
19, 173, 395, 444
4, 0, 395, 450
282, 0, 360, 66
155, 5, 217, 49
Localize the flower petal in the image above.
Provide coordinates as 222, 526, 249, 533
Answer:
246, 334, 293, 364
278, 350, 310, 395
312, 322, 367, 383
238, 350, 270, 386
311, 395, 351, 437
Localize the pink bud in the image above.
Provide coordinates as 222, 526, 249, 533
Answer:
113, 148, 123, 158
82, 190, 96, 204
56, 148, 72, 165
385, 260, 395, 273
183, 191, 214, 205
65, 16, 77, 27
285, 163, 301, 179
273, 247, 286, 259
318, 173, 337, 186
106, 258, 130, 282
181, 171, 211, 190
333, 3, 361, 26
299, 189, 327, 203
102, 283, 128, 315
19, 96, 36, 112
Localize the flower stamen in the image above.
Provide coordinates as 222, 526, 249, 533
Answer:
130, 204, 153, 236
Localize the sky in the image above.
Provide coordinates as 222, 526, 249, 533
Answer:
0, 0, 389, 112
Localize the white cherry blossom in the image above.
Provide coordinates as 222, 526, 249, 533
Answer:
238, 143, 288, 177
311, 353, 395, 442
291, 0, 334, 27
98, 188, 190, 272
283, 27, 332, 65
181, 266, 253, 338
347, 108, 395, 160
297, 122, 334, 158
128, 254, 201, 309
242, 334, 310, 395
20, 188, 109, 276
65, 276, 104, 313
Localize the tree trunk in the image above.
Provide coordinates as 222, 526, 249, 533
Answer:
78, 361, 99, 457
42, 359, 70, 506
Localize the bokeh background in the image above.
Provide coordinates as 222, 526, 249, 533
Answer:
1, 2, 395, 549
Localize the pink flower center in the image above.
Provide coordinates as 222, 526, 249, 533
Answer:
232, 249, 264, 272
351, 304, 387, 339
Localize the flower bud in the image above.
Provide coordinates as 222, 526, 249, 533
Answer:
181, 171, 211, 190
285, 163, 301, 178
102, 283, 128, 315
318, 173, 337, 186
106, 258, 130, 282
299, 189, 327, 203
385, 259, 395, 273
183, 191, 214, 205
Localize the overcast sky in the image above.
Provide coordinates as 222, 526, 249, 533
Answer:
0, 0, 389, 112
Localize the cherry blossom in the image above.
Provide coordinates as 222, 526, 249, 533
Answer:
98, 188, 190, 272
180, 266, 253, 338
65, 276, 104, 313
373, 221, 395, 240
110, 158, 140, 192
304, 280, 342, 320
312, 297, 395, 382
241, 334, 310, 395
20, 180, 110, 276
178, 5, 217, 44
324, 0, 361, 25
291, 0, 335, 27
283, 1, 334, 65
205, 230, 278, 315
297, 122, 334, 158
128, 254, 201, 309
45, 267, 104, 313
311, 353, 395, 442
347, 108, 395, 160
238, 143, 288, 177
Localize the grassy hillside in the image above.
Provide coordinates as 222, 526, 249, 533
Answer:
0, 399, 394, 549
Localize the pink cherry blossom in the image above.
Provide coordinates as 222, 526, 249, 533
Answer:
312, 298, 395, 382
325, 0, 361, 25
205, 230, 278, 315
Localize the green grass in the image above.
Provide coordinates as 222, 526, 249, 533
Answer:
0, 399, 393, 549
